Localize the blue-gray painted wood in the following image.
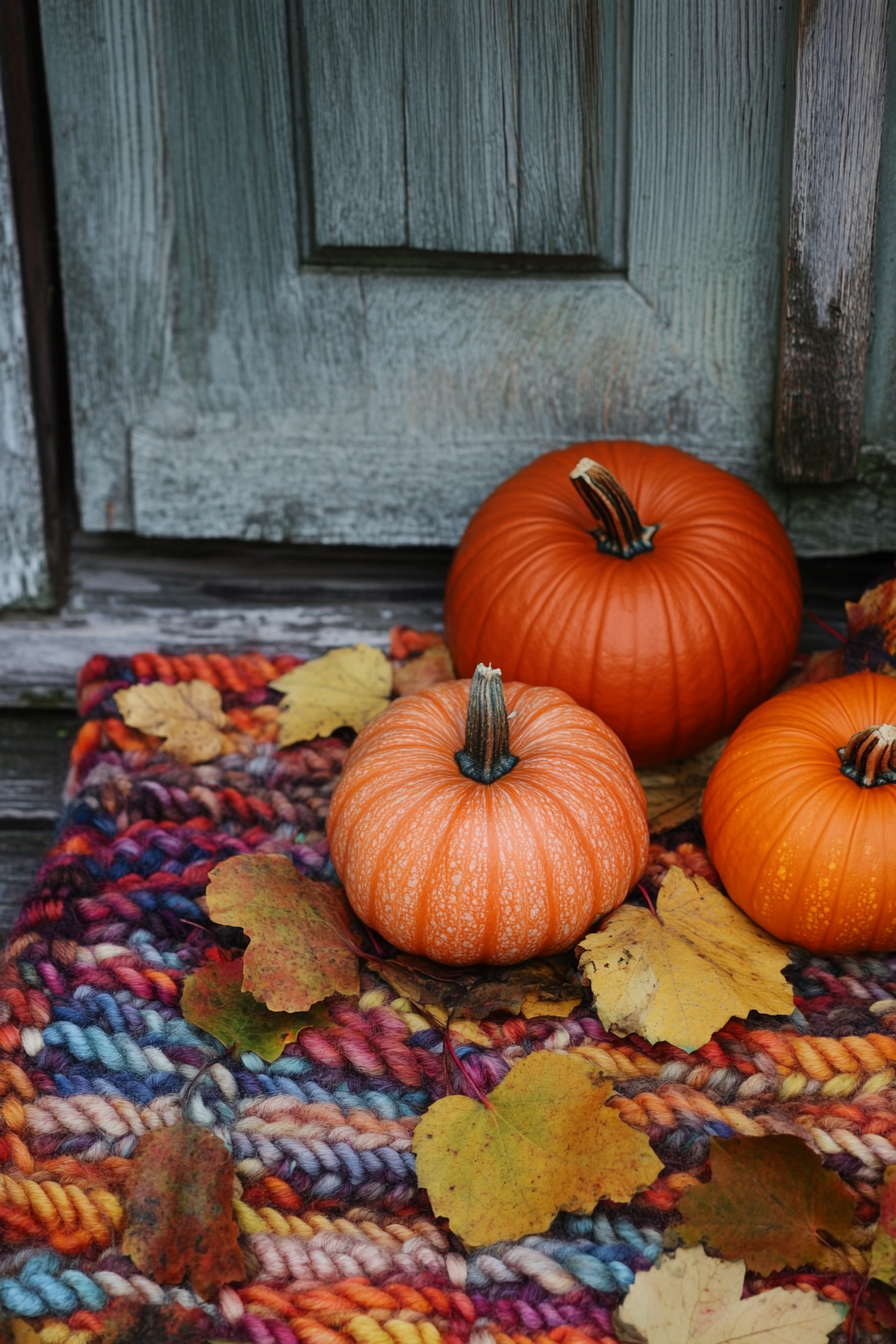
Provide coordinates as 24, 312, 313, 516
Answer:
0, 81, 50, 610
42, 0, 893, 555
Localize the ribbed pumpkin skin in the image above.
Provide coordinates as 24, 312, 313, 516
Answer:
703, 672, 896, 955
444, 441, 802, 767
326, 679, 648, 965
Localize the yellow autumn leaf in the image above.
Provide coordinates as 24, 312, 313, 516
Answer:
114, 680, 230, 764
412, 1051, 661, 1246
614, 1246, 846, 1344
578, 867, 793, 1052
271, 644, 392, 746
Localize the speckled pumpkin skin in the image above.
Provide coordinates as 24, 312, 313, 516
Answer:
326, 679, 649, 965
703, 672, 896, 954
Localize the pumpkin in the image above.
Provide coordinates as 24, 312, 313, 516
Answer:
702, 671, 896, 954
443, 441, 802, 767
326, 664, 649, 965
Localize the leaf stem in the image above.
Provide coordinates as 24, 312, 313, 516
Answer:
637, 882, 659, 919
444, 1011, 494, 1110
179, 1045, 234, 1118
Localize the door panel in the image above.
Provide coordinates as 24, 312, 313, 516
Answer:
42, 0, 841, 549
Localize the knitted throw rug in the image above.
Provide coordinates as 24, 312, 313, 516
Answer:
1, 649, 895, 1344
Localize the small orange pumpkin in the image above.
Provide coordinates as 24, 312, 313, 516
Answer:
326, 665, 648, 965
444, 441, 802, 767
703, 671, 896, 954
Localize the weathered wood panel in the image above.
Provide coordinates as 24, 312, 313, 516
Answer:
775, 0, 890, 484
44, 0, 858, 549
862, 0, 896, 451
299, 0, 626, 260
0, 74, 50, 609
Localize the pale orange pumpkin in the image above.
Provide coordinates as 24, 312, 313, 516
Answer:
326, 666, 649, 965
703, 671, 896, 954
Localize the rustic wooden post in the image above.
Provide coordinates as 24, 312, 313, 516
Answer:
775, 0, 891, 484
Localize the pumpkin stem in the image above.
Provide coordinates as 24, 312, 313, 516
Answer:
455, 664, 519, 785
838, 723, 896, 787
570, 458, 658, 558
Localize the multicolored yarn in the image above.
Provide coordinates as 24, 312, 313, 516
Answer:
1, 650, 894, 1341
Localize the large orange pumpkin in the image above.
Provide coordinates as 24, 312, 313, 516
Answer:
703, 671, 896, 954
444, 441, 802, 767
326, 665, 648, 965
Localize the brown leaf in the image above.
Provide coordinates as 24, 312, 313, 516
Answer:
412, 1051, 661, 1246
578, 867, 793, 1052
615, 1245, 846, 1344
870, 1163, 896, 1286
392, 643, 456, 697
181, 957, 330, 1060
95, 1299, 209, 1344
271, 644, 391, 746
673, 1135, 857, 1274
635, 739, 727, 831
845, 574, 896, 674
122, 1121, 244, 1300
205, 854, 359, 1012
114, 680, 230, 764
370, 951, 582, 1020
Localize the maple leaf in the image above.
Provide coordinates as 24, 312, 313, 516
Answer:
271, 644, 391, 746
122, 1121, 244, 1300
614, 1245, 846, 1344
636, 738, 727, 831
370, 952, 582, 1020
870, 1162, 896, 1286
205, 854, 359, 1012
94, 1299, 208, 1344
412, 1051, 661, 1246
392, 643, 456, 697
114, 680, 229, 764
673, 1136, 856, 1274
578, 867, 793, 1052
181, 957, 331, 1060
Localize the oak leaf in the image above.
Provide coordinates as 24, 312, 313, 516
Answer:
271, 643, 391, 746
578, 867, 793, 1052
181, 957, 330, 1060
412, 1051, 661, 1246
370, 951, 582, 1021
205, 854, 359, 1012
870, 1163, 896, 1286
673, 1136, 856, 1274
636, 738, 727, 830
114, 680, 229, 763
614, 1245, 846, 1344
392, 643, 456, 697
122, 1121, 244, 1300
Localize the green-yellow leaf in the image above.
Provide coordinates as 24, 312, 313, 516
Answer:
271, 644, 391, 746
412, 1051, 661, 1246
181, 958, 330, 1061
614, 1246, 846, 1344
578, 867, 793, 1052
114, 680, 229, 763
205, 854, 359, 1012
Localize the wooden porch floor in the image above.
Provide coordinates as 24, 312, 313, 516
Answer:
0, 532, 891, 941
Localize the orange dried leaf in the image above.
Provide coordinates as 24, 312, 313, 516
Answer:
389, 625, 446, 660
845, 574, 896, 674
205, 853, 359, 1012
673, 1135, 856, 1274
412, 1051, 661, 1246
95, 1299, 209, 1344
392, 643, 456, 697
181, 957, 330, 1060
114, 680, 229, 763
122, 1121, 244, 1300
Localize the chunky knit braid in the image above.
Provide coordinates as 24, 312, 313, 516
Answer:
1, 650, 893, 1341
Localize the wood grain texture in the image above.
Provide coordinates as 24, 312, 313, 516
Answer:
44, 0, 870, 551
775, 0, 890, 484
861, 2, 896, 450
0, 75, 50, 609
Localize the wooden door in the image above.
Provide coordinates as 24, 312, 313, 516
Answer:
36, 2, 821, 549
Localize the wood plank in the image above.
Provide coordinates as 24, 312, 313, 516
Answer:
775, 0, 890, 484
0, 48, 50, 610
0, 710, 74, 822
0, 830, 55, 942
299, 0, 406, 250
404, 0, 517, 253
